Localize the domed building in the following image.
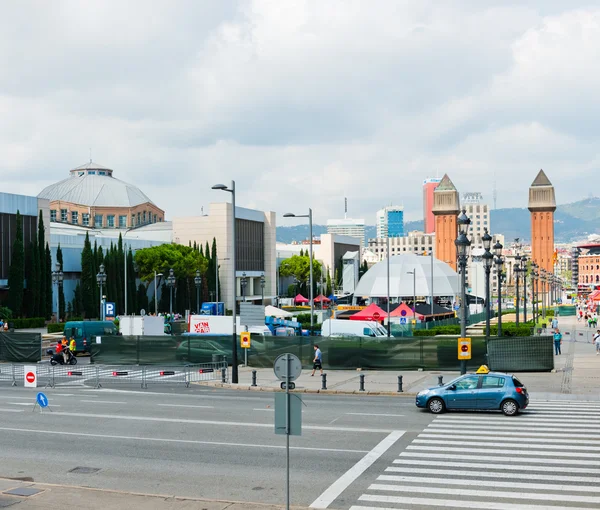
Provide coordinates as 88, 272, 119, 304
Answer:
38, 161, 165, 229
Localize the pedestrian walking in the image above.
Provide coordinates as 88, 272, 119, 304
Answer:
311, 344, 323, 376
594, 329, 600, 355
551, 317, 558, 329
553, 328, 563, 355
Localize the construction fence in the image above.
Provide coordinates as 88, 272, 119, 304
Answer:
0, 332, 42, 363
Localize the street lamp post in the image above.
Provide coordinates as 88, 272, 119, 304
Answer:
96, 264, 107, 320
407, 270, 417, 326
194, 269, 202, 313
241, 272, 247, 302
521, 256, 528, 323
212, 181, 239, 383
124, 243, 128, 316
482, 229, 493, 338
531, 262, 538, 323
166, 268, 176, 316
540, 269, 547, 319
154, 271, 163, 315
52, 263, 64, 323
514, 255, 521, 326
386, 236, 391, 337
260, 273, 265, 305
494, 241, 504, 337
283, 209, 314, 333
455, 209, 472, 375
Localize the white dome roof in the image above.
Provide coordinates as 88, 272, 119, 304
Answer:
354, 253, 459, 298
38, 161, 157, 208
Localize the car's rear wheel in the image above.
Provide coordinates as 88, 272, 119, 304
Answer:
501, 399, 519, 416
427, 397, 445, 414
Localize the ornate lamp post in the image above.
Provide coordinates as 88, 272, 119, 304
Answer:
96, 263, 107, 320
531, 262, 538, 323
494, 241, 504, 337
454, 209, 471, 375
514, 255, 521, 326
194, 269, 202, 313
521, 256, 528, 323
260, 273, 265, 305
166, 268, 176, 316
241, 272, 248, 302
482, 229, 493, 338
52, 263, 64, 323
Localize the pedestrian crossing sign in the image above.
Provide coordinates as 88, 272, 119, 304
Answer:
457, 337, 471, 360
240, 331, 251, 349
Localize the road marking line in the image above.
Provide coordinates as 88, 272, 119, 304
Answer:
0, 426, 368, 454
435, 415, 600, 424
384, 466, 600, 483
376, 475, 600, 493
406, 445, 598, 458
80, 400, 126, 404
392, 458, 600, 474
157, 404, 215, 409
350, 506, 410, 510
428, 421, 598, 430
9, 402, 61, 407
0, 408, 24, 413
412, 439, 600, 451
253, 408, 274, 412
309, 430, 404, 509
359, 494, 594, 510
346, 413, 404, 417
368, 483, 600, 504
423, 428, 600, 439
399, 452, 600, 465
46, 411, 394, 433
418, 433, 600, 444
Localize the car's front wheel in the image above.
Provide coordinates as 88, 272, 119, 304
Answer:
427, 397, 445, 414
501, 399, 519, 416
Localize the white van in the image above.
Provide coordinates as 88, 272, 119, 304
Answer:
321, 319, 388, 338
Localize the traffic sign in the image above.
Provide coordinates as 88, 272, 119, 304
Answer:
373, 311, 380, 320
240, 331, 251, 349
458, 337, 472, 360
36, 392, 48, 408
24, 366, 37, 388
105, 302, 116, 319
273, 353, 302, 382
399, 317, 407, 325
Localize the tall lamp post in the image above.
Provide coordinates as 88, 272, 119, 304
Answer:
521, 256, 528, 323
283, 209, 314, 333
154, 271, 163, 315
540, 269, 547, 319
531, 262, 538, 323
260, 273, 265, 305
52, 263, 64, 323
482, 229, 493, 338
96, 264, 107, 320
407, 270, 417, 325
194, 270, 202, 313
494, 241, 504, 337
455, 209, 471, 375
166, 268, 176, 316
241, 272, 247, 302
514, 255, 521, 326
212, 181, 238, 384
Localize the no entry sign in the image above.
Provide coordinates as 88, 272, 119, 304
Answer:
24, 365, 37, 388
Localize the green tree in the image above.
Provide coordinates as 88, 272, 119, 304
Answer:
136, 283, 149, 314
72, 283, 83, 317
116, 234, 124, 314
31, 238, 40, 316
279, 254, 323, 297
134, 244, 208, 285
45, 244, 52, 318
326, 267, 333, 297
80, 232, 95, 318
7, 210, 25, 316
211, 238, 220, 303
23, 239, 36, 317
56, 244, 66, 321
126, 248, 136, 313
359, 260, 369, 279
37, 211, 47, 319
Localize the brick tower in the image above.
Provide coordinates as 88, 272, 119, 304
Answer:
432, 174, 460, 271
528, 169, 556, 272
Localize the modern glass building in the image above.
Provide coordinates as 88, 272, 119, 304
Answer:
376, 206, 404, 238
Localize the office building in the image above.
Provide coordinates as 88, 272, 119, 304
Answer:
326, 218, 365, 248
368, 231, 435, 260
423, 177, 441, 234
376, 206, 404, 238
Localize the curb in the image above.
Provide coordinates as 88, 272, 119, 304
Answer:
197, 382, 417, 396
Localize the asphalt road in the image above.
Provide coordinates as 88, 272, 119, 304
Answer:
0, 384, 428, 509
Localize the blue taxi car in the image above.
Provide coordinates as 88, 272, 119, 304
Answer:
415, 371, 528, 416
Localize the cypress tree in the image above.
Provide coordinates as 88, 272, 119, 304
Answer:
56, 244, 65, 321
31, 238, 40, 316
117, 235, 124, 314
136, 283, 148, 314
80, 232, 95, 318
7, 210, 25, 316
23, 240, 34, 317
127, 248, 136, 313
38, 211, 47, 319
211, 238, 220, 302
46, 244, 52, 319
326, 268, 333, 297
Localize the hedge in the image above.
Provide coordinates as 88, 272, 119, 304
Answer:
413, 325, 461, 336
11, 317, 46, 329
47, 323, 66, 334
490, 323, 533, 337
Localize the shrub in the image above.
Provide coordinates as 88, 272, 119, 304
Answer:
490, 323, 533, 337
0, 306, 13, 320
412, 325, 461, 336
47, 323, 66, 334
11, 317, 46, 329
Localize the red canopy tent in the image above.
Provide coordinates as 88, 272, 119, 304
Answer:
589, 290, 600, 301
390, 302, 425, 320
349, 303, 388, 322
313, 294, 331, 303
294, 294, 309, 304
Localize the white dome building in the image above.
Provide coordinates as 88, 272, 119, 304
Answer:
38, 161, 165, 229
354, 253, 459, 300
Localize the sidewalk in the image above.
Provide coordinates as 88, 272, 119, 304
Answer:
200, 314, 600, 399
0, 478, 308, 510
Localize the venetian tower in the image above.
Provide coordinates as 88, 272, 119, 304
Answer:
528, 169, 556, 272
432, 174, 460, 271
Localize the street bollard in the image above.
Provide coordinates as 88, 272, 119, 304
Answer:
438, 375, 444, 386
359, 374, 365, 392
251, 370, 257, 387
397, 375, 403, 393
221, 368, 227, 383
321, 373, 327, 390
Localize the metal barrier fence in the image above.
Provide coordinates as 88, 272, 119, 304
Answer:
0, 361, 228, 389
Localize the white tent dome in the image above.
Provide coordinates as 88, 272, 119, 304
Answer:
354, 253, 459, 298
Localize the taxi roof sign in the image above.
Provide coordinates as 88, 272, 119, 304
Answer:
476, 365, 490, 374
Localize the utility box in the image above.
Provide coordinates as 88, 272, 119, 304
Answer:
119, 316, 166, 336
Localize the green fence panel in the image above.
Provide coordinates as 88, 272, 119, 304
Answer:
487, 336, 554, 372
557, 305, 576, 316
0, 332, 42, 362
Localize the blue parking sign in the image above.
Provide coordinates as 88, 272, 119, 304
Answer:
105, 302, 116, 318
399, 317, 407, 324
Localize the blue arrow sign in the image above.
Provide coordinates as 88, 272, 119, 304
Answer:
36, 392, 48, 408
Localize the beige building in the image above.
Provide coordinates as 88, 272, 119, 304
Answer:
38, 161, 165, 229
173, 203, 276, 311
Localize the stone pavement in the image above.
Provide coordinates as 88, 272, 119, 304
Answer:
200, 313, 600, 399
0, 478, 308, 510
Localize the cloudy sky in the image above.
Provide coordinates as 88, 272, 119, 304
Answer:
1, 1, 598, 225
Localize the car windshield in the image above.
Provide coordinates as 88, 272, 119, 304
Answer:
512, 377, 524, 388
445, 375, 469, 386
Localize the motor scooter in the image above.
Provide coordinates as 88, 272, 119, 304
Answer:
46, 348, 78, 366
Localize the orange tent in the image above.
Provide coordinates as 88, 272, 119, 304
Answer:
349, 303, 388, 321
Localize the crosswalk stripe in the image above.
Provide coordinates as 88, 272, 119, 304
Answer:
435, 416, 599, 425
418, 433, 600, 444
412, 438, 600, 450
524, 411, 600, 416
358, 494, 596, 510
406, 445, 598, 458
399, 451, 600, 465
376, 475, 600, 493
384, 466, 600, 483
391, 458, 600, 474
428, 422, 597, 430
368, 484, 600, 504
350, 506, 409, 510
